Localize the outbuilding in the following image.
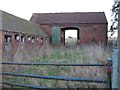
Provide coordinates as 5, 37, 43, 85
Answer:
30, 12, 108, 45
0, 10, 48, 61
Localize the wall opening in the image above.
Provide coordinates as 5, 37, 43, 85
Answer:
32, 36, 35, 43
36, 36, 39, 41
41, 37, 43, 44
21, 35, 25, 43
15, 34, 20, 41
27, 36, 31, 42
61, 27, 79, 45
4, 35, 12, 43
65, 30, 77, 45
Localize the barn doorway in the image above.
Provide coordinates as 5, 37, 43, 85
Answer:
61, 27, 80, 45
65, 30, 77, 45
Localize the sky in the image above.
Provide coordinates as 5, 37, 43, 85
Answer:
0, 0, 115, 37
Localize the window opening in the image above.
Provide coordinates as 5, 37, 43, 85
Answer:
21, 35, 25, 43
27, 36, 31, 41
32, 36, 35, 43
5, 35, 11, 43
36, 36, 39, 41
41, 37, 43, 44
15, 34, 20, 41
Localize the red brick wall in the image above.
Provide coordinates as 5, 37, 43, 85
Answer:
12, 33, 19, 51
41, 25, 52, 36
80, 24, 107, 45
2, 30, 48, 61
0, 31, 4, 60
11, 33, 43, 50
41, 24, 107, 45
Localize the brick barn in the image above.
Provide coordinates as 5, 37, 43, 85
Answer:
0, 10, 48, 61
30, 12, 108, 45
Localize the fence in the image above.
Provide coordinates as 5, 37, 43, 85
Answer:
112, 49, 118, 88
1, 60, 112, 89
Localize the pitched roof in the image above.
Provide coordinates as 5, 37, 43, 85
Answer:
0, 10, 48, 37
30, 12, 108, 25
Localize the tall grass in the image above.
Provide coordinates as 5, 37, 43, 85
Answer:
3, 44, 111, 88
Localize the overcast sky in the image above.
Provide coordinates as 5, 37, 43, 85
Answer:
0, 0, 115, 37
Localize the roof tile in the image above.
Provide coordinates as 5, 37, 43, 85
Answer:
0, 10, 48, 37
30, 12, 108, 25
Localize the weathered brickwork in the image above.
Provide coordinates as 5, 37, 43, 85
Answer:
2, 30, 49, 62
0, 10, 49, 61
30, 12, 108, 45
0, 31, 4, 61
40, 24, 108, 45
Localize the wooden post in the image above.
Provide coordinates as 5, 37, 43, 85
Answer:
0, 10, 2, 90
118, 3, 120, 90
107, 58, 112, 90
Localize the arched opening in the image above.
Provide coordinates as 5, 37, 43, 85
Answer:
61, 27, 80, 45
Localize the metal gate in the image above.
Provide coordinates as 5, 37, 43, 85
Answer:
1, 59, 112, 89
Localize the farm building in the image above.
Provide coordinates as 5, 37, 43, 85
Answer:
0, 10, 49, 61
30, 12, 108, 45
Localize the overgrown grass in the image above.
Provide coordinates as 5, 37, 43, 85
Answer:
3, 44, 111, 88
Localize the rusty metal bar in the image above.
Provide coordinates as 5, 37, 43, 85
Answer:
107, 58, 112, 90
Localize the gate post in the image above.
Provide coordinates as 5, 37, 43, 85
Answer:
118, 4, 120, 90
112, 49, 118, 89
107, 58, 112, 90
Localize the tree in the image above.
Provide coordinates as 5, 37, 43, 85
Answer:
110, 0, 119, 37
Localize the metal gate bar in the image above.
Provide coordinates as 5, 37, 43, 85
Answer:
2, 82, 51, 89
1, 72, 107, 83
1, 62, 106, 66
